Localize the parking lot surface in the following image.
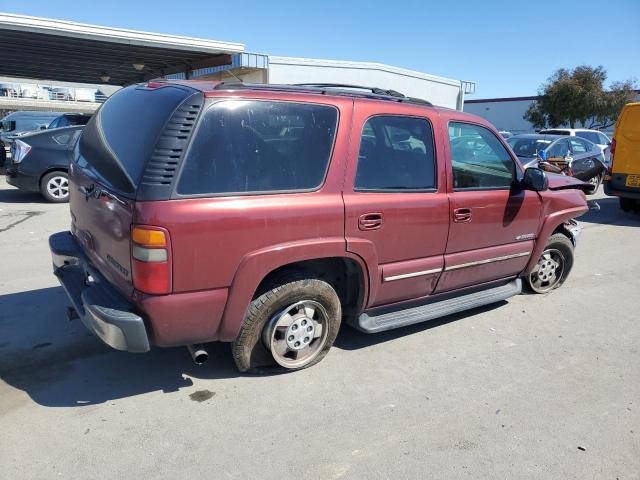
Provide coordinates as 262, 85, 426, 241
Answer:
1, 176, 639, 479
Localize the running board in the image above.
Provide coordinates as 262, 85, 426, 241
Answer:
351, 279, 521, 333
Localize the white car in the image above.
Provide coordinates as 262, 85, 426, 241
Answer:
539, 128, 612, 166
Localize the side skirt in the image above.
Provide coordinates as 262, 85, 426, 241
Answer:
349, 279, 522, 333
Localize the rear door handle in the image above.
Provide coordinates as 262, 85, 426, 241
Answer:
453, 208, 472, 223
358, 213, 383, 230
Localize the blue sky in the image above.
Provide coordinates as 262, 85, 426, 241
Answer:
4, 0, 639, 98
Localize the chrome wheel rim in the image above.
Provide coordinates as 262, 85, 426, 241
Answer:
529, 248, 565, 293
46, 175, 69, 199
588, 176, 599, 187
262, 300, 329, 369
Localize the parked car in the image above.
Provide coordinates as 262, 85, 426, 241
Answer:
604, 102, 640, 212
49, 81, 589, 373
0, 82, 19, 97
5, 126, 83, 202
539, 128, 612, 165
499, 130, 514, 139
1, 111, 91, 151
507, 133, 606, 193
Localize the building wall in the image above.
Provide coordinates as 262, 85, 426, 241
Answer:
267, 57, 465, 110
465, 92, 640, 134
464, 99, 536, 133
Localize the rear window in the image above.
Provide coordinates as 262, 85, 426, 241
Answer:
177, 100, 338, 195
78, 85, 194, 193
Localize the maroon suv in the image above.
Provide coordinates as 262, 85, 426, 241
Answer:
49, 81, 589, 372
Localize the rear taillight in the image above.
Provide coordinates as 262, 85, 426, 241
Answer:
131, 226, 171, 295
12, 139, 31, 163
608, 138, 616, 173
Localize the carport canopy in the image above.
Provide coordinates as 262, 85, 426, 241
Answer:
0, 13, 245, 86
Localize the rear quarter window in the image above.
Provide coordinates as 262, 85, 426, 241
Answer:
177, 100, 338, 195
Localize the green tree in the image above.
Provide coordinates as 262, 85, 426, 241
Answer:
524, 66, 636, 130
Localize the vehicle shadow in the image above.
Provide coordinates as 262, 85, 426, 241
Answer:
580, 197, 640, 226
0, 286, 506, 408
0, 187, 45, 204
0, 286, 241, 408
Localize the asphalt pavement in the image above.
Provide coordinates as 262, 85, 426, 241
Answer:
0, 176, 638, 479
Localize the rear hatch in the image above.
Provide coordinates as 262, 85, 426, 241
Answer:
69, 83, 204, 296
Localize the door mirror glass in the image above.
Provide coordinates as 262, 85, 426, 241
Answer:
522, 167, 548, 191
538, 149, 548, 161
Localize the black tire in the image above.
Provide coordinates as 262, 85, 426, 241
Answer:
232, 274, 342, 373
40, 171, 69, 203
620, 197, 634, 212
523, 233, 574, 294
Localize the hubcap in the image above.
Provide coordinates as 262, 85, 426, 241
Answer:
529, 248, 565, 293
262, 300, 328, 369
589, 176, 599, 186
46, 176, 69, 199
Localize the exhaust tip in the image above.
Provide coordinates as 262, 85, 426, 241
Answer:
187, 344, 209, 365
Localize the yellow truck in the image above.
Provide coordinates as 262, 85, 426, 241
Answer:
605, 102, 640, 211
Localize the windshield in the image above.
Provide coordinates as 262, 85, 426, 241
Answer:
507, 137, 553, 157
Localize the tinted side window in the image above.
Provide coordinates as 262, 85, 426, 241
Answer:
354, 116, 435, 191
177, 101, 338, 195
575, 131, 600, 144
448, 122, 515, 190
570, 138, 588, 153
548, 139, 570, 158
52, 131, 75, 145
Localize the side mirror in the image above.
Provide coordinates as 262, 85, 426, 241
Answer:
538, 150, 548, 161
40, 125, 48, 130
5, 120, 16, 131
522, 167, 548, 191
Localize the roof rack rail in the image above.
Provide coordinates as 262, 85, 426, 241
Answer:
292, 83, 405, 98
212, 82, 433, 107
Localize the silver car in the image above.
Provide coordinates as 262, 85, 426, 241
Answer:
507, 134, 607, 194
539, 128, 612, 166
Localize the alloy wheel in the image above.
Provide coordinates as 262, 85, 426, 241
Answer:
46, 175, 69, 200
262, 300, 329, 369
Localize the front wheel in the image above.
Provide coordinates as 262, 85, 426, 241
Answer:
523, 233, 574, 294
232, 275, 341, 372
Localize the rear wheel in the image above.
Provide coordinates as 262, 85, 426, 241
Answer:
586, 173, 602, 194
232, 275, 341, 372
40, 171, 69, 203
620, 197, 635, 212
524, 233, 574, 294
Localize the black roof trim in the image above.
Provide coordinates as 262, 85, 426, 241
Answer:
212, 82, 433, 107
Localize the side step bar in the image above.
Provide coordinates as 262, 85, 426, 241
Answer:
350, 279, 522, 333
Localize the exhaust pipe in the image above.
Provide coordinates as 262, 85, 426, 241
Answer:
187, 344, 209, 365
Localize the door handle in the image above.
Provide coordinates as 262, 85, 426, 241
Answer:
453, 208, 472, 223
358, 213, 383, 230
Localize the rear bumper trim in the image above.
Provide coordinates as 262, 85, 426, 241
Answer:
49, 231, 150, 353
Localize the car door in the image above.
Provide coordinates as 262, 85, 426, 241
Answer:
569, 137, 603, 181
435, 121, 542, 293
343, 107, 449, 307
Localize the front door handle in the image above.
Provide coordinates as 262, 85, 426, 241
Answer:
358, 213, 383, 230
453, 208, 472, 223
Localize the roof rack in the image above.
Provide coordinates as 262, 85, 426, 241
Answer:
212, 82, 433, 107
293, 83, 405, 98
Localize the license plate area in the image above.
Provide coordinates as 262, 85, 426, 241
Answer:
625, 175, 640, 187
